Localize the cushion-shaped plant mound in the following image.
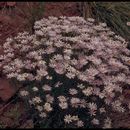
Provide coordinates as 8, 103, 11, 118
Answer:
1, 16, 130, 128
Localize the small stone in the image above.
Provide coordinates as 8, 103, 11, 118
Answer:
6, 2, 16, 7
0, 78, 17, 102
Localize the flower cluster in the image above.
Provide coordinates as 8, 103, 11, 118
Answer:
1, 16, 130, 128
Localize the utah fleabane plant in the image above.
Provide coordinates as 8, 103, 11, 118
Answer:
1, 16, 130, 128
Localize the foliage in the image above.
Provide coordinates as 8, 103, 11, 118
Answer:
81, 2, 130, 42
16, 2, 44, 33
